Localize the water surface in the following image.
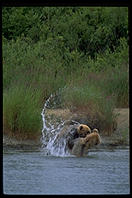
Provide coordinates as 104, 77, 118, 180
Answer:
3, 149, 130, 195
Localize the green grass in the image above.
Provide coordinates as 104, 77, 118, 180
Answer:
3, 37, 129, 139
61, 81, 117, 134
3, 85, 42, 139
97, 66, 129, 108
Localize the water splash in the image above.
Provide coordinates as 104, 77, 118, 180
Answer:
41, 93, 54, 145
46, 133, 69, 157
41, 89, 72, 156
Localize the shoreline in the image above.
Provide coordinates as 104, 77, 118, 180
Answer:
3, 108, 129, 152
3, 132, 129, 153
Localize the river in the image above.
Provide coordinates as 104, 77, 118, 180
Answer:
3, 148, 130, 195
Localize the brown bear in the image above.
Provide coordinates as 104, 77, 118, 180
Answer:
52, 123, 101, 157
71, 128, 101, 157
67, 124, 92, 150
54, 123, 91, 152
80, 128, 101, 146
77, 124, 91, 137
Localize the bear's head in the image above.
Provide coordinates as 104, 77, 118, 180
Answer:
77, 124, 91, 137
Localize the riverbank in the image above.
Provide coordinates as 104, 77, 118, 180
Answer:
101, 108, 129, 147
3, 108, 129, 151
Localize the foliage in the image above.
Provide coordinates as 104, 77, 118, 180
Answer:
61, 74, 117, 134
2, 7, 129, 139
3, 86, 42, 139
2, 7, 128, 57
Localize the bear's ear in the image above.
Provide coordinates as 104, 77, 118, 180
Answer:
80, 125, 83, 130
93, 128, 99, 133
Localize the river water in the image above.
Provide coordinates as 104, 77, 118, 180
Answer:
3, 148, 130, 195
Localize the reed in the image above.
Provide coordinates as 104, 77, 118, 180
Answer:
3, 85, 42, 139
61, 80, 116, 134
3, 36, 128, 139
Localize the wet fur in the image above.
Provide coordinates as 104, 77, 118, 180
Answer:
81, 129, 101, 146
77, 124, 91, 137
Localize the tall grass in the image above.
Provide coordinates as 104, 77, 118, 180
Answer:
99, 67, 129, 108
3, 37, 129, 139
3, 85, 42, 139
61, 81, 117, 134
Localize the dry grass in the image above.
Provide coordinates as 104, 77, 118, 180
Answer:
46, 109, 72, 120
114, 108, 129, 132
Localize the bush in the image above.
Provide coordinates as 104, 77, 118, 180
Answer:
2, 7, 129, 138
2, 7, 128, 58
61, 83, 116, 135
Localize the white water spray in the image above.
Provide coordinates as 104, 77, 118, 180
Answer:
41, 93, 54, 142
40, 88, 105, 157
41, 90, 72, 156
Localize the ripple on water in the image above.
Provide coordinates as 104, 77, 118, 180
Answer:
3, 149, 130, 195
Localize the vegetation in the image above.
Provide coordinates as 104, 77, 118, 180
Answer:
3, 7, 129, 139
